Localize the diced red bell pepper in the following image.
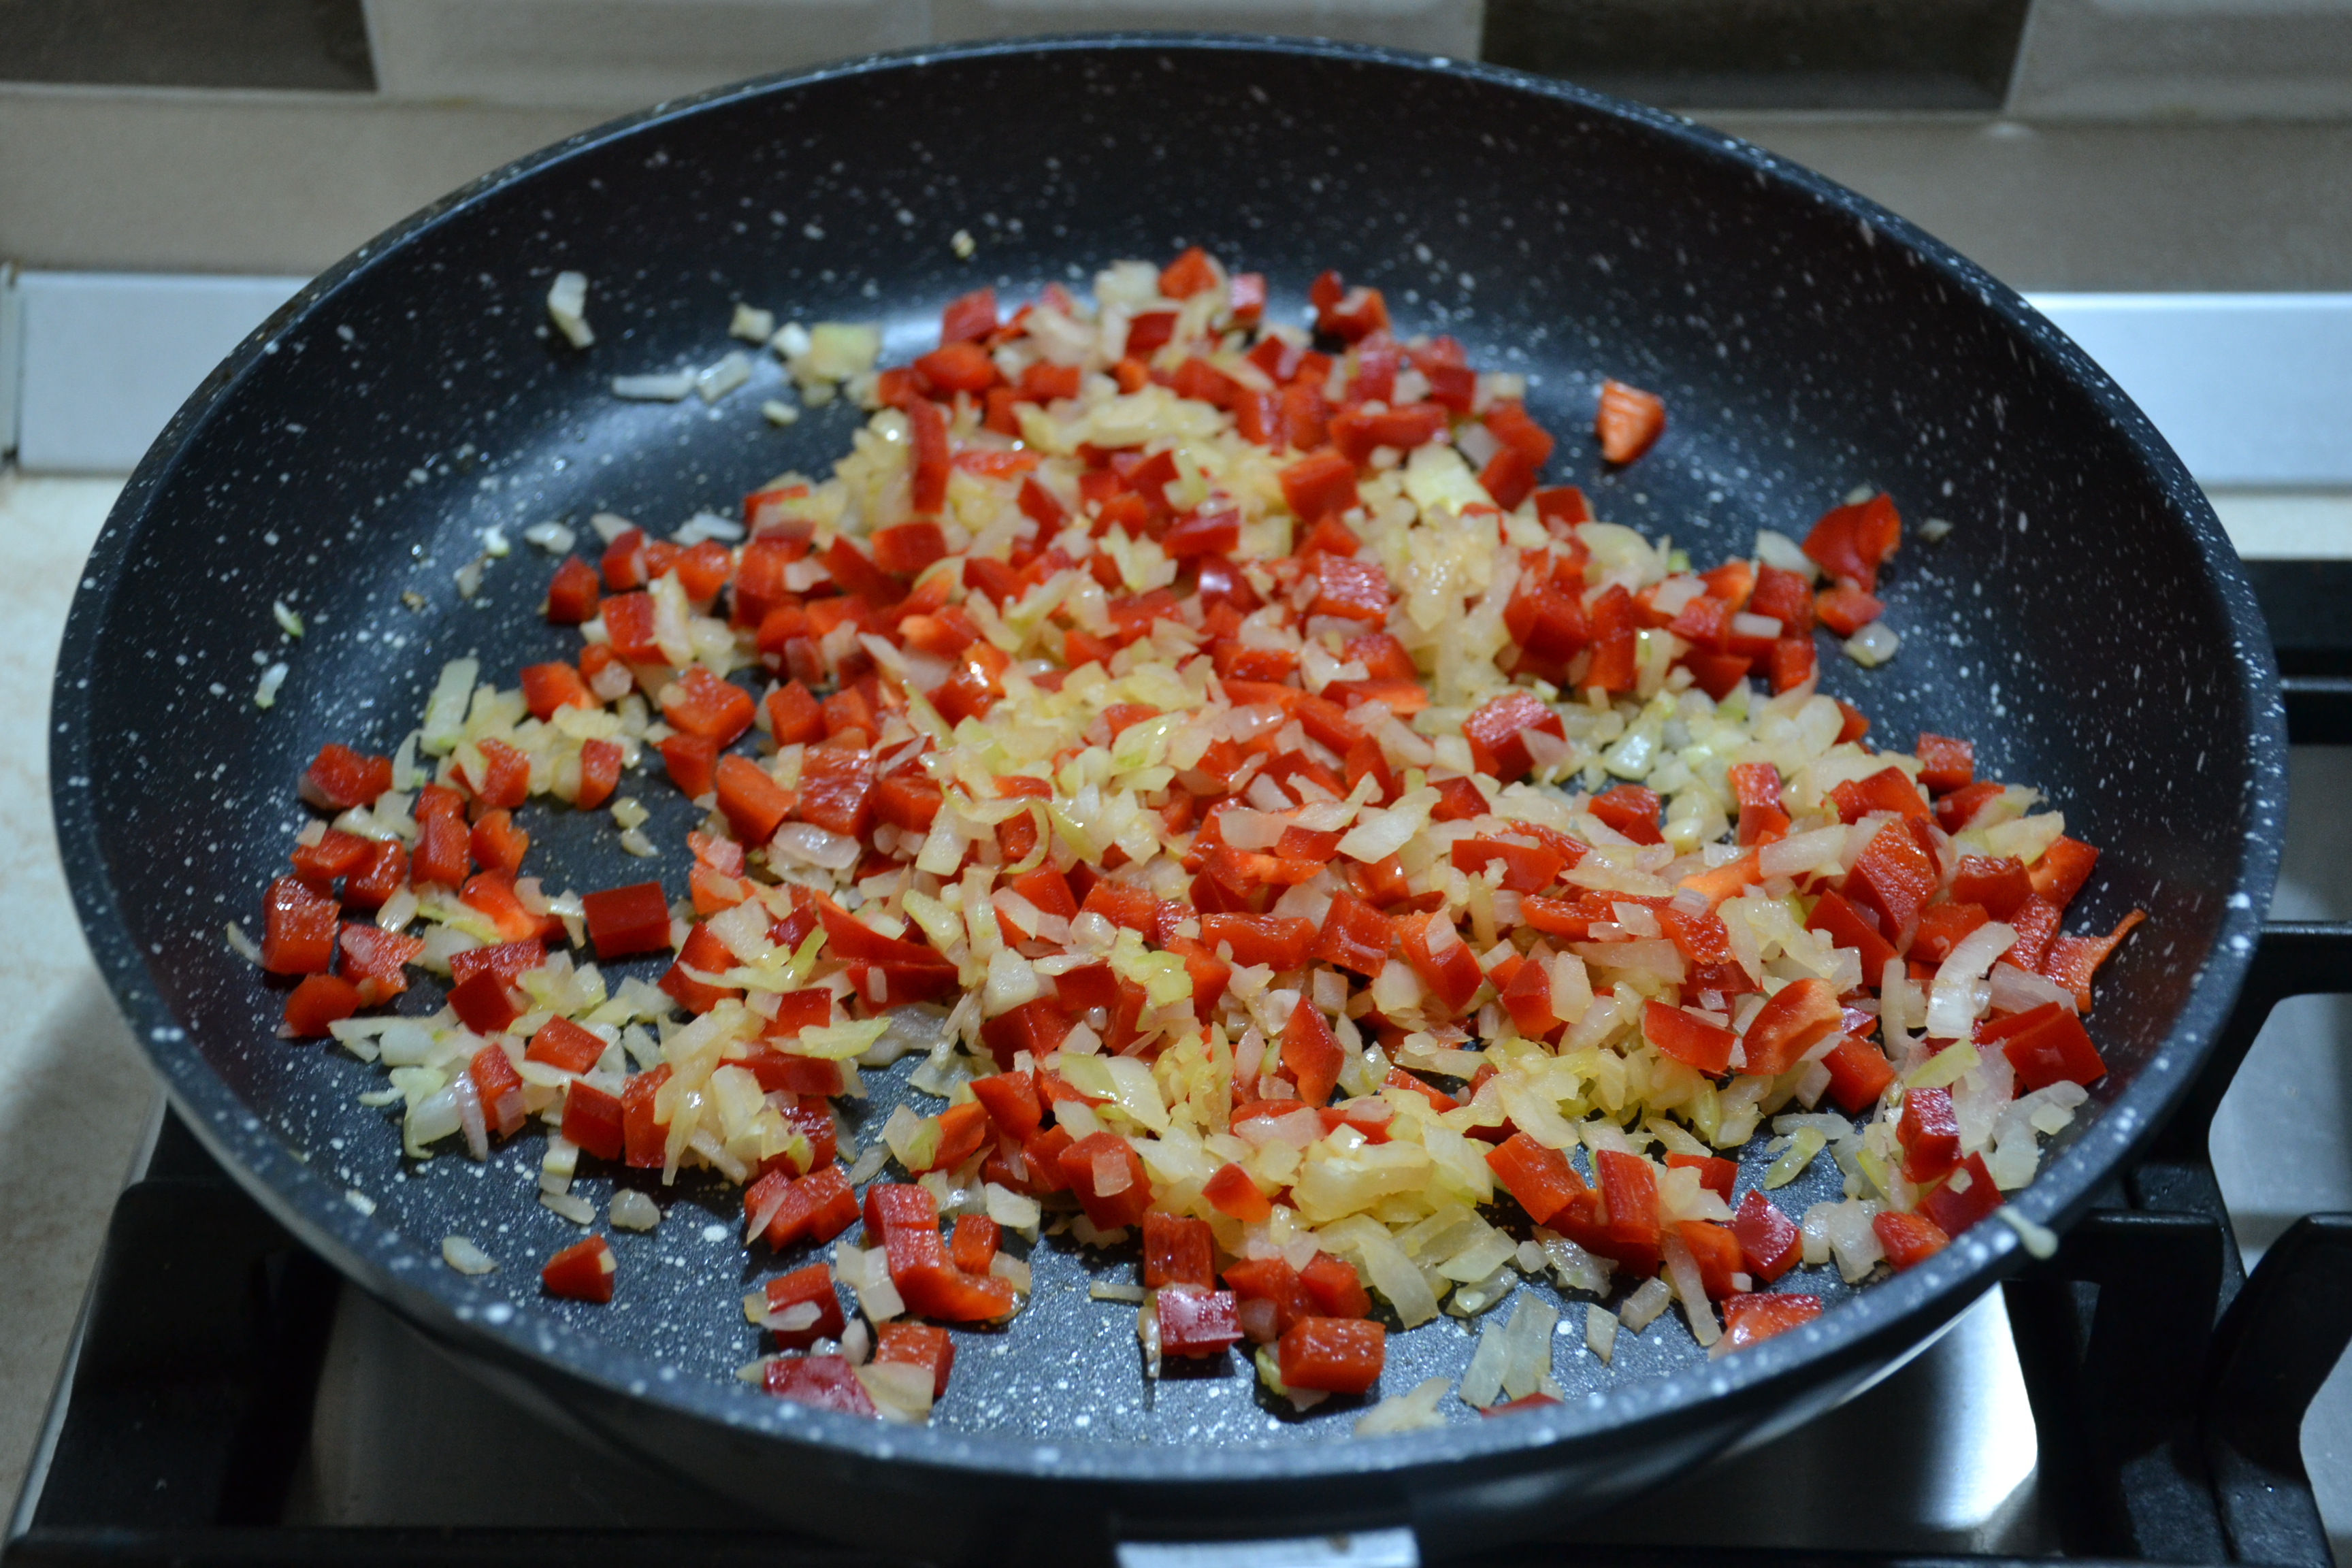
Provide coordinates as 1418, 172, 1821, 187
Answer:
1950, 855, 2032, 922
621, 1066, 671, 1169
1872, 1210, 1950, 1271
468, 1041, 527, 1137
1224, 1257, 1316, 1341
1278, 1316, 1384, 1394
659, 923, 741, 1015
1676, 1220, 1746, 1298
1983, 1001, 2108, 1091
1912, 901, 1991, 965
969, 1072, 1045, 1141
1592, 1149, 1663, 1275
1313, 894, 1394, 981
525, 1015, 606, 1073
1769, 636, 1816, 694
918, 1102, 992, 1175
1058, 1132, 1153, 1230
463, 810, 526, 879
915, 340, 997, 395
1486, 1132, 1588, 1226
795, 747, 875, 839
1310, 554, 1392, 623
2042, 910, 2145, 1011
1498, 959, 1560, 1040
2029, 836, 2101, 909
1720, 1292, 1822, 1352
1595, 379, 1665, 463
1921, 1152, 2004, 1238
761, 1262, 847, 1350
1843, 821, 1939, 948
448, 968, 525, 1034
1157, 1288, 1243, 1358
1645, 998, 1735, 1075
1913, 732, 1975, 794
1450, 837, 1566, 893
764, 1354, 875, 1416
1281, 996, 1345, 1107
1897, 1086, 1961, 1182
1309, 270, 1389, 341
338, 924, 421, 1006
1590, 783, 1663, 845
1398, 913, 1483, 1015
342, 840, 408, 910
1143, 1211, 1215, 1290
1203, 1161, 1273, 1223
261, 875, 339, 975
300, 743, 393, 811
1814, 585, 1885, 637
754, 1163, 859, 1250
574, 738, 622, 811
1731, 1190, 1801, 1282
1803, 491, 1902, 593
907, 395, 949, 514
582, 885, 672, 964
1806, 889, 1899, 981
939, 284, 997, 343
657, 734, 717, 800
560, 1080, 625, 1161
546, 555, 602, 623
875, 1320, 958, 1399
713, 754, 791, 845
1199, 913, 1314, 970
661, 666, 755, 746
1464, 691, 1567, 783
1740, 977, 1843, 1076
1301, 1252, 1372, 1319
948, 1213, 1001, 1278
1828, 766, 1929, 825
282, 973, 360, 1036
542, 1235, 615, 1303
1820, 1035, 1897, 1113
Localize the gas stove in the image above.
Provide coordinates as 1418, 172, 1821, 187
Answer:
9, 574, 2347, 1568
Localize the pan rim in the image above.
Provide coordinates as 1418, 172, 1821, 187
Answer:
49, 30, 2288, 1497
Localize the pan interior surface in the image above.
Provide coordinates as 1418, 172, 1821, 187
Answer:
52, 36, 2280, 1509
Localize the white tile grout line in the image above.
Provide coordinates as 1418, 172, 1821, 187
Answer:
3, 272, 2346, 540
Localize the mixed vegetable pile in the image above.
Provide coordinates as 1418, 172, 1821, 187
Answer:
245, 248, 2144, 1430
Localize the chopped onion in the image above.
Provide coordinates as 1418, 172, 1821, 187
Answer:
441, 1235, 498, 1275
612, 371, 695, 401
1988, 960, 2078, 1015
546, 271, 593, 348
1356, 1376, 1450, 1435
1843, 620, 1901, 667
610, 1189, 660, 1231
1927, 921, 2017, 1039
768, 821, 860, 870
253, 662, 288, 708
1586, 1304, 1619, 1365
1619, 1276, 1673, 1331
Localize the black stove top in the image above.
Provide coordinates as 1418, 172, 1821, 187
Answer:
10, 565, 2350, 1568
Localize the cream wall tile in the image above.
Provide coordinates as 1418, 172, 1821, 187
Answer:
0, 472, 160, 1516
363, 0, 930, 109
2008, 0, 2352, 120
931, 0, 1482, 54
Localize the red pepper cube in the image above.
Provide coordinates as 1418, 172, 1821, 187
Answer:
875, 1322, 957, 1399
300, 743, 393, 811
1463, 691, 1567, 783
2029, 836, 2102, 910
1056, 1132, 1152, 1231
1914, 732, 1975, 794
1740, 977, 1844, 1077
545, 555, 602, 623
1820, 1035, 1897, 1113
282, 973, 361, 1037
764, 1354, 876, 1416
1142, 1211, 1215, 1291
1298, 1253, 1371, 1320
1592, 1150, 1663, 1275
762, 1164, 860, 1250
661, 666, 755, 746
1843, 821, 1939, 947
1486, 1133, 1588, 1226
1644, 999, 1735, 1075
527, 1015, 608, 1074
1803, 491, 1901, 593
467, 1042, 527, 1137
338, 924, 421, 1005
794, 746, 875, 839
1897, 1086, 1961, 1183
261, 875, 340, 975
1952, 855, 2034, 923
968, 1072, 1045, 1142
1872, 1210, 1950, 1271
1277, 1316, 1385, 1395
1203, 1161, 1273, 1224
1675, 1220, 1746, 1298
1156, 1288, 1243, 1359
1719, 1292, 1823, 1352
1280, 997, 1346, 1107
657, 733, 718, 800
1589, 783, 1664, 845
949, 1214, 1001, 1277
1311, 894, 1394, 981
921, 1102, 992, 1175
560, 1080, 625, 1161
1731, 1190, 1801, 1282
1921, 1152, 2005, 1238
621, 1066, 671, 1169
761, 1262, 847, 1350
1986, 1002, 2108, 1092
542, 1235, 615, 1302
582, 882, 674, 961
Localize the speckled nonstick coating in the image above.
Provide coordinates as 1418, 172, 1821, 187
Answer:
50, 35, 2283, 1562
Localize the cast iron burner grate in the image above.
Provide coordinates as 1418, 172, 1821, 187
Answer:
9, 572, 2349, 1568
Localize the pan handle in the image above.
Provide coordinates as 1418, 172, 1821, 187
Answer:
1117, 1526, 1419, 1568
2153, 920, 2352, 1164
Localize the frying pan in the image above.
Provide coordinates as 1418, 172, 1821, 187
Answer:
50, 35, 2285, 1563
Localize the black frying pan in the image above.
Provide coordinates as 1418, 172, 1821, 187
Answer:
50, 36, 2285, 1563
